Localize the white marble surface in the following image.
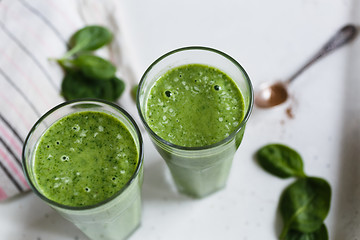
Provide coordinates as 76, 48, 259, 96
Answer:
1, 0, 360, 239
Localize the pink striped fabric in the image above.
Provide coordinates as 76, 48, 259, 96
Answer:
0, 187, 7, 200
0, 0, 134, 200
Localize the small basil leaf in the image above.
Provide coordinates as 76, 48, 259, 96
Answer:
64, 25, 112, 58
72, 55, 116, 81
61, 70, 102, 100
284, 224, 328, 240
256, 144, 306, 178
279, 177, 331, 238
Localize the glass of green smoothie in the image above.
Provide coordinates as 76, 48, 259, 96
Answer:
137, 46, 253, 198
22, 99, 144, 240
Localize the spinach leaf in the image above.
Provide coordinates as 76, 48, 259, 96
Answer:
57, 58, 73, 70
61, 70, 122, 101
99, 79, 115, 101
72, 55, 116, 81
279, 177, 331, 239
111, 77, 125, 100
256, 144, 306, 178
284, 224, 328, 240
64, 25, 112, 58
56, 25, 126, 102
61, 70, 101, 100
131, 85, 138, 101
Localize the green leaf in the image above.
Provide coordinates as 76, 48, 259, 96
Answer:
112, 77, 125, 100
99, 79, 115, 101
131, 85, 138, 102
61, 70, 123, 101
57, 58, 73, 70
256, 144, 306, 178
61, 70, 102, 100
72, 55, 116, 81
64, 25, 112, 58
279, 177, 331, 239
284, 224, 328, 240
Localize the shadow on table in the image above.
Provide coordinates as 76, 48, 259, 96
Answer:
141, 157, 192, 203
332, 1, 360, 238
2, 192, 87, 239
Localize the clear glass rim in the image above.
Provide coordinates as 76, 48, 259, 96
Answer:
22, 98, 144, 211
136, 46, 254, 151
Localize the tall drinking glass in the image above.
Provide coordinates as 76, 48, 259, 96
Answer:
137, 46, 253, 198
22, 99, 144, 240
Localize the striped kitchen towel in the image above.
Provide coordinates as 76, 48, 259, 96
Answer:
0, 0, 138, 200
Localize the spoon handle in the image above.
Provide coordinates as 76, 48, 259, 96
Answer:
286, 24, 358, 84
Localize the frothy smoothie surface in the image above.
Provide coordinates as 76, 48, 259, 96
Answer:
146, 64, 245, 147
34, 111, 138, 207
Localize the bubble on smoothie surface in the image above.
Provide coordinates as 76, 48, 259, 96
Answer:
98, 126, 104, 132
214, 85, 221, 91
61, 155, 69, 162
72, 124, 80, 132
165, 90, 172, 97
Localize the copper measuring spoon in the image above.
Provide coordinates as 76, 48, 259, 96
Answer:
255, 24, 358, 109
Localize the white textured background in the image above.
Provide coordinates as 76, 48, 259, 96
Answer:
0, 0, 359, 239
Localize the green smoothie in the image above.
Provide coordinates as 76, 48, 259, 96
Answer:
141, 63, 248, 197
146, 64, 245, 147
34, 111, 138, 207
